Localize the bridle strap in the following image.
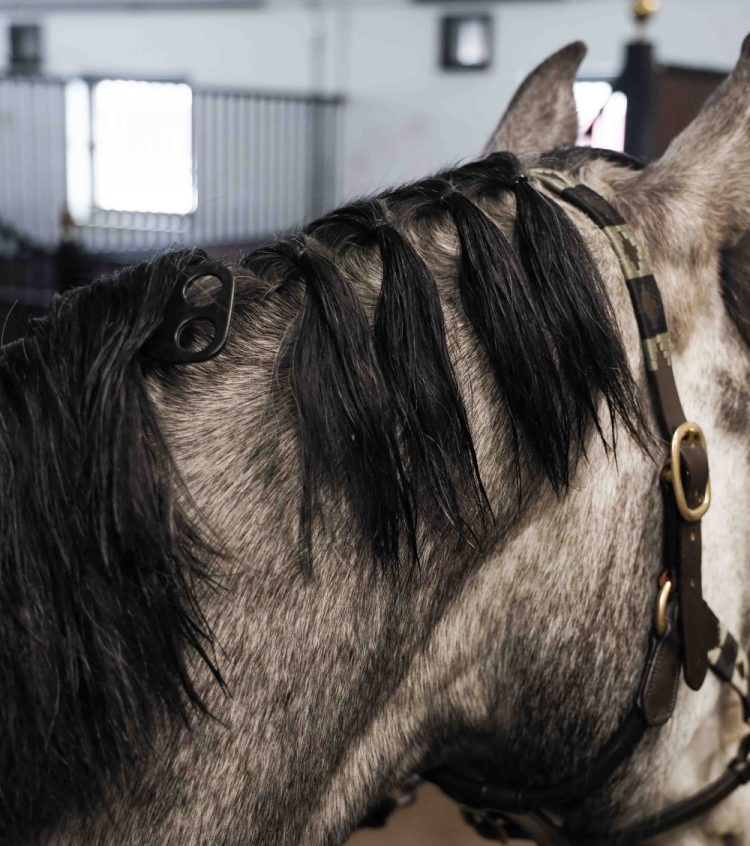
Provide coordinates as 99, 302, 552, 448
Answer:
607, 734, 750, 845
459, 735, 750, 846
535, 169, 712, 690
421, 168, 750, 845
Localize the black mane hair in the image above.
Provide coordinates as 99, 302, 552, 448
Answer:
244, 240, 412, 564
0, 149, 649, 837
0, 249, 221, 843
307, 200, 487, 545
242, 151, 646, 566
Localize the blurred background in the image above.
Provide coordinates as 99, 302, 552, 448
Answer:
0, 0, 747, 343
0, 0, 746, 842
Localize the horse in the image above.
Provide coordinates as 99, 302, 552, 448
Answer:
0, 35, 748, 846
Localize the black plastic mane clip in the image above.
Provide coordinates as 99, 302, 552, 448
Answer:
144, 261, 235, 364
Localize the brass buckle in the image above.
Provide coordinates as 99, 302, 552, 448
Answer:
654, 572, 673, 638
661, 422, 711, 522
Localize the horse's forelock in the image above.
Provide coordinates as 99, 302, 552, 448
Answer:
0, 252, 221, 842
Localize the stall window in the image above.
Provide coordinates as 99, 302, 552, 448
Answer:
574, 80, 628, 152
66, 78, 195, 221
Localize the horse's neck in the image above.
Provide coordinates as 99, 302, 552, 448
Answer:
44, 559, 488, 844
50, 332, 640, 845
48, 260, 749, 845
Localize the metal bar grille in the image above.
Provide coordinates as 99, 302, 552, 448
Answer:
0, 74, 343, 256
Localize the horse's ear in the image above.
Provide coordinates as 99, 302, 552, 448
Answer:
482, 41, 586, 156
633, 34, 750, 250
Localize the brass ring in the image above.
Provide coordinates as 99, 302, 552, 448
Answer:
654, 578, 673, 638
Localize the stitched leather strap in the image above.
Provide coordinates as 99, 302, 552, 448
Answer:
531, 168, 711, 690
603, 734, 750, 845
637, 625, 681, 726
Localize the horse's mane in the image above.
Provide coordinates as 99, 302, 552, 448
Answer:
242, 150, 647, 565
0, 250, 223, 840
0, 149, 647, 840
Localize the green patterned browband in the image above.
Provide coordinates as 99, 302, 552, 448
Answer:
708, 618, 750, 721
529, 168, 672, 373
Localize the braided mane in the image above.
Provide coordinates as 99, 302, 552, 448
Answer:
242, 151, 647, 566
0, 150, 648, 842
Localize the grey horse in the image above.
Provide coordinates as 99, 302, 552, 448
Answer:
0, 36, 748, 846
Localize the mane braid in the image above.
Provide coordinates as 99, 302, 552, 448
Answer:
239, 151, 646, 563
244, 239, 413, 567
307, 200, 487, 544
391, 173, 563, 489
386, 151, 646, 489
493, 154, 648, 463
0, 249, 222, 843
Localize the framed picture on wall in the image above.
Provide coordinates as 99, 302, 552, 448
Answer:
441, 15, 493, 71
9, 24, 43, 75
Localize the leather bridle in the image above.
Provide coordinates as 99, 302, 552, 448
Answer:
422, 167, 750, 845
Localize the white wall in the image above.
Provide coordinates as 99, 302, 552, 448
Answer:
1, 0, 749, 203
1, 8, 316, 89
338, 0, 750, 198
